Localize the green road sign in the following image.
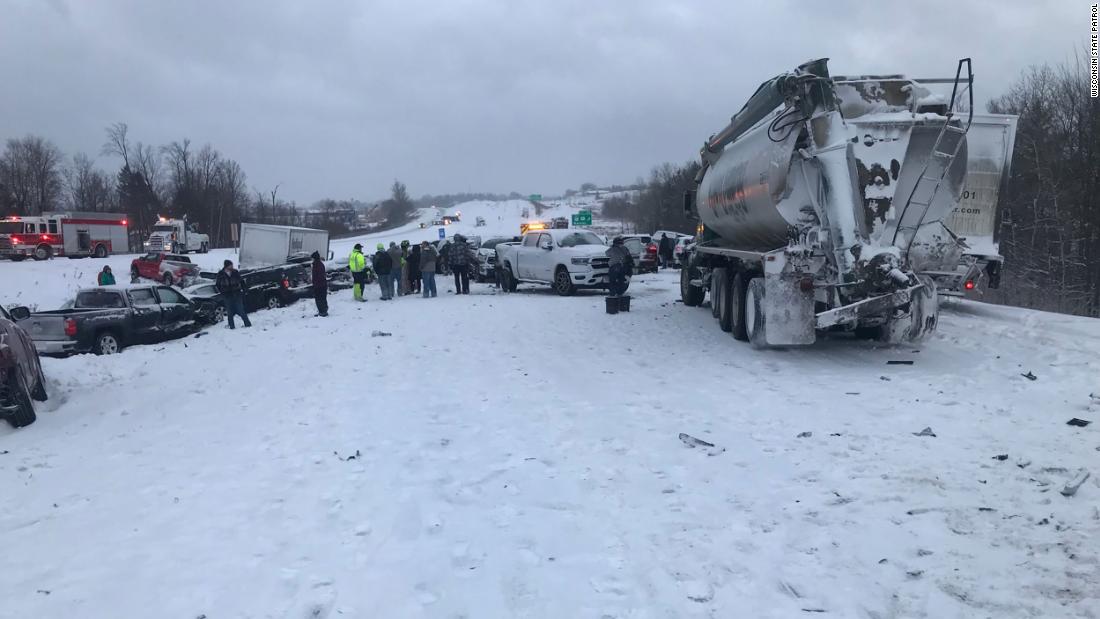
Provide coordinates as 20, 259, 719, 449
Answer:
529, 194, 542, 201
571, 210, 592, 226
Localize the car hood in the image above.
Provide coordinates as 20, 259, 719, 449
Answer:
554, 245, 608, 258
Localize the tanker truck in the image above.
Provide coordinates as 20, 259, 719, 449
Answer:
680, 58, 997, 347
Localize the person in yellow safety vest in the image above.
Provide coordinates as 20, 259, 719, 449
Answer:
349, 243, 368, 301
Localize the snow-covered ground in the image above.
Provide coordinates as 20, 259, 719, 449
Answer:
1, 202, 1099, 618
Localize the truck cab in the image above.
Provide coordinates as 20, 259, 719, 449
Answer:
144, 218, 209, 254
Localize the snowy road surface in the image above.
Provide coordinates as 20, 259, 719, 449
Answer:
2, 269, 1100, 617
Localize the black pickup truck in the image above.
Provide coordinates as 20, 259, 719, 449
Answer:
12, 285, 203, 355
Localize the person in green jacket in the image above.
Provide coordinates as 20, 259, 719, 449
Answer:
97, 265, 116, 286
349, 244, 367, 301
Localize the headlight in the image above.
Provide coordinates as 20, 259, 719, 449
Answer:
570, 257, 591, 265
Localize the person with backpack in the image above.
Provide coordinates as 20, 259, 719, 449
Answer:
419, 241, 438, 298
311, 251, 328, 317
372, 243, 394, 300
349, 244, 367, 302
97, 265, 116, 286
606, 236, 634, 297
215, 259, 252, 329
448, 234, 475, 294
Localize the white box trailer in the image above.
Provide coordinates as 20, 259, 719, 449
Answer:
239, 223, 331, 267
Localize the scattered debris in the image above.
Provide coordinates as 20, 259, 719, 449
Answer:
1021, 371, 1037, 381
334, 449, 361, 461
36, 590, 50, 595
912, 427, 936, 438
1067, 418, 1091, 427
801, 609, 827, 614
1016, 459, 1031, 468
1061, 469, 1090, 497
371, 330, 392, 337
887, 360, 914, 365
193, 332, 207, 339
917, 549, 934, 557
879, 376, 891, 382
878, 558, 888, 564
829, 433, 843, 437
1038, 517, 1050, 526
906, 570, 924, 579
992, 454, 1009, 461
978, 507, 995, 512
678, 432, 725, 456
845, 392, 860, 395
797, 431, 813, 438
0, 450, 8, 455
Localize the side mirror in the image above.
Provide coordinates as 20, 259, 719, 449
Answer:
9, 306, 31, 321
328, 250, 335, 260
541, 244, 552, 251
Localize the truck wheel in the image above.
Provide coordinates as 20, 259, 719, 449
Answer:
95, 331, 122, 355
162, 273, 174, 286
710, 268, 726, 319
730, 272, 749, 341
717, 271, 736, 333
680, 266, 704, 307
502, 266, 518, 292
94, 244, 109, 258
1, 370, 37, 428
9, 256, 26, 262
554, 267, 576, 296
33, 245, 51, 261
745, 277, 768, 348
31, 366, 48, 402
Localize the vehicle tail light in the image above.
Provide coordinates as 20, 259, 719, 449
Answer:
964, 280, 975, 291
646, 243, 657, 254
64, 318, 77, 337
11, 236, 20, 244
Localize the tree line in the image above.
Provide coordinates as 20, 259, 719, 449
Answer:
0, 123, 421, 247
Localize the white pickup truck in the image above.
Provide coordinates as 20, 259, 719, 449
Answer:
496, 229, 622, 295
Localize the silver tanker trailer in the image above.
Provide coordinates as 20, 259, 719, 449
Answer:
680, 58, 1013, 347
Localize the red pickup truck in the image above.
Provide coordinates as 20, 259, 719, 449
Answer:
130, 252, 201, 286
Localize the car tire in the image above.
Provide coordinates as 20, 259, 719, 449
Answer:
710, 267, 726, 318
553, 267, 575, 296
33, 245, 51, 261
730, 272, 749, 341
9, 256, 26, 262
94, 244, 109, 258
680, 266, 704, 307
502, 265, 518, 292
1, 369, 36, 428
266, 294, 281, 310
162, 273, 174, 286
94, 331, 122, 355
745, 277, 768, 349
213, 304, 227, 323
31, 367, 48, 402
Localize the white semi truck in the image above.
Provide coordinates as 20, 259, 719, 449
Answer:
144, 217, 209, 254
680, 58, 1013, 347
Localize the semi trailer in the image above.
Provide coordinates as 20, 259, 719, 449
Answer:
680, 58, 1011, 347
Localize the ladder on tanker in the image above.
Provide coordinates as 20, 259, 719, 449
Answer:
890, 58, 975, 260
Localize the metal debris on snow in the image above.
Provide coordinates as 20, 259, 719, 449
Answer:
1061, 469, 1090, 497
913, 427, 936, 438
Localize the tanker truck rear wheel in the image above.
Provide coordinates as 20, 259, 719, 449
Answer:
680, 266, 704, 307
710, 268, 726, 319
745, 277, 768, 349
729, 272, 749, 341
717, 271, 735, 333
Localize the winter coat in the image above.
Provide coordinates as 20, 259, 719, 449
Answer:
606, 244, 634, 269
447, 241, 473, 267
312, 259, 327, 291
658, 235, 674, 258
97, 271, 116, 286
216, 268, 245, 295
372, 250, 393, 275
348, 249, 367, 273
419, 245, 438, 273
387, 245, 403, 269
407, 246, 421, 273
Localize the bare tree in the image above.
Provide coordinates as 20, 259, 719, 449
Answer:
0, 135, 64, 214
65, 153, 116, 212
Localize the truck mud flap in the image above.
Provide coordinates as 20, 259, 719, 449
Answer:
763, 253, 815, 346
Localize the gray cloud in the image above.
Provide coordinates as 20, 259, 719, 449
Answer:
0, 0, 1081, 203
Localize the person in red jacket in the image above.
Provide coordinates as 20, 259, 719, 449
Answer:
311, 251, 328, 317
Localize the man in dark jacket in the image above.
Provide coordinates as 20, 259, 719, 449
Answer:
658, 234, 674, 269
387, 242, 403, 299
606, 237, 634, 297
448, 235, 475, 294
419, 241, 438, 298
407, 244, 421, 294
372, 243, 394, 300
311, 251, 328, 317
215, 259, 251, 328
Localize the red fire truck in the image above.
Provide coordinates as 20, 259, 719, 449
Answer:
0, 212, 129, 261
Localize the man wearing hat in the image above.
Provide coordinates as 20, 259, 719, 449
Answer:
605, 236, 634, 297
372, 242, 394, 300
215, 259, 251, 328
349, 243, 368, 302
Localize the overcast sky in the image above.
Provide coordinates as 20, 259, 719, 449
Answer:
0, 0, 1083, 204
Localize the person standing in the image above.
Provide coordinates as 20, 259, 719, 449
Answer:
419, 241, 438, 298
658, 233, 674, 269
311, 251, 328, 317
606, 237, 634, 297
407, 243, 422, 295
349, 244, 368, 302
448, 234, 474, 294
387, 242, 403, 299
373, 243, 394, 300
215, 259, 252, 329
97, 265, 116, 286
398, 240, 411, 296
